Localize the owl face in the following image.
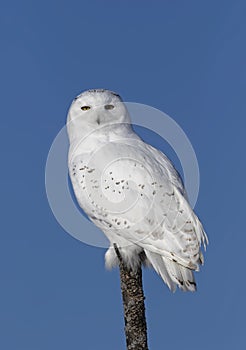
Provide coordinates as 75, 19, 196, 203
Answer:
67, 89, 130, 132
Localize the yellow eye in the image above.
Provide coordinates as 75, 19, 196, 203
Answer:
105, 104, 114, 110
81, 106, 91, 111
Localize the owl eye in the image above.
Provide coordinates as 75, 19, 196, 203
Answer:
81, 106, 91, 111
104, 104, 114, 110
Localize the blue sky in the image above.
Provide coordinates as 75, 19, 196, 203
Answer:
1, 1, 246, 349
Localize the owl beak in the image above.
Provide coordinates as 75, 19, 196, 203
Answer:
96, 116, 101, 125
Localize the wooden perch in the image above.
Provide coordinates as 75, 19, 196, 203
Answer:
114, 244, 149, 350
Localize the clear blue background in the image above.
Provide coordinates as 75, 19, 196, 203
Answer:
1, 1, 245, 349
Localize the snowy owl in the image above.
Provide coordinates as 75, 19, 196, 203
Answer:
67, 89, 208, 292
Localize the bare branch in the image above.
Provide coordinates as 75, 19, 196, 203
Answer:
114, 244, 149, 350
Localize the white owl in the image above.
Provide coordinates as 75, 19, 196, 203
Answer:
67, 89, 208, 292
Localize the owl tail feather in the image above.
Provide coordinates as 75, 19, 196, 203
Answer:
144, 250, 196, 292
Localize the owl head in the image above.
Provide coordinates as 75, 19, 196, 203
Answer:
67, 89, 131, 142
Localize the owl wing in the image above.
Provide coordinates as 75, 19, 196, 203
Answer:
104, 141, 208, 266
102, 142, 208, 290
